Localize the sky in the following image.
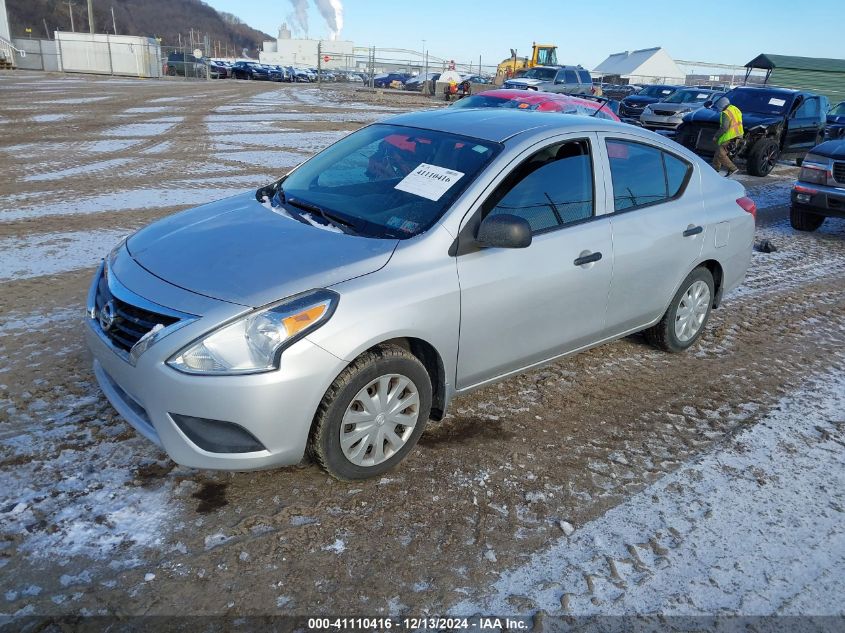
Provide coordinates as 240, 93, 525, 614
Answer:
205, 0, 842, 71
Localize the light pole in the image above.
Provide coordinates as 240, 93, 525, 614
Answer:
422, 39, 428, 93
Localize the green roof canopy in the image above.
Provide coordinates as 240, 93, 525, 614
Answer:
746, 54, 845, 73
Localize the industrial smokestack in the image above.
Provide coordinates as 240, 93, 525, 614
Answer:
313, 0, 343, 40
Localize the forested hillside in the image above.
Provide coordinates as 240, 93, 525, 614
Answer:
7, 0, 272, 56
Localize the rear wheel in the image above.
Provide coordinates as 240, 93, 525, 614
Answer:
310, 345, 432, 481
790, 206, 825, 232
747, 138, 780, 176
645, 267, 714, 353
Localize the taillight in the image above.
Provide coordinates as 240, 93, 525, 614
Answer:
736, 196, 756, 221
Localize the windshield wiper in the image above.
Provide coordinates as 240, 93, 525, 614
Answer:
287, 197, 361, 235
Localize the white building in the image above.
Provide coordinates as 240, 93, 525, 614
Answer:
259, 23, 354, 70
593, 47, 685, 85
1, 0, 11, 41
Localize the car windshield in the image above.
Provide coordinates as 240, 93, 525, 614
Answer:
451, 94, 510, 108
663, 90, 713, 104
724, 89, 792, 115
830, 102, 845, 115
521, 67, 557, 81
276, 124, 501, 239
638, 85, 676, 97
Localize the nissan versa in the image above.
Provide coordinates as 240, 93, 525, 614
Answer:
85, 109, 755, 480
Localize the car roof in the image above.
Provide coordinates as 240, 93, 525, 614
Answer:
730, 85, 801, 95
384, 108, 624, 143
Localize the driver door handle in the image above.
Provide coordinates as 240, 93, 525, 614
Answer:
683, 225, 704, 237
573, 252, 602, 266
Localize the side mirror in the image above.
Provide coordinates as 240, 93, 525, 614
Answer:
703, 100, 713, 108
476, 214, 532, 249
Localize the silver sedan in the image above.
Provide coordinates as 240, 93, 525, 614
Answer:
85, 109, 755, 480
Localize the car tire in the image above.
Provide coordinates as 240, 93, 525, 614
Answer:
747, 138, 780, 177
309, 345, 432, 481
790, 206, 825, 232
644, 267, 714, 353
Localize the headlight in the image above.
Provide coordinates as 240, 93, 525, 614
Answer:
799, 154, 830, 185
167, 289, 338, 375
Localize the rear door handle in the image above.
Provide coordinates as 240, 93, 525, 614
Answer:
683, 225, 704, 237
573, 251, 602, 266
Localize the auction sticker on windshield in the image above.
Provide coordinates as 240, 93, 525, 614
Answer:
769, 98, 786, 107
395, 163, 465, 201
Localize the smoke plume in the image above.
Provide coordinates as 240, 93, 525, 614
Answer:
313, 0, 343, 40
287, 0, 309, 37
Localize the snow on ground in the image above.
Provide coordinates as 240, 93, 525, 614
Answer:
216, 150, 304, 170
101, 118, 183, 137
23, 158, 136, 182
456, 368, 845, 616
208, 130, 353, 154
0, 230, 129, 280
0, 187, 249, 222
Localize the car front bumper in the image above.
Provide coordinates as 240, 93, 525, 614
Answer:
791, 181, 845, 219
85, 263, 347, 471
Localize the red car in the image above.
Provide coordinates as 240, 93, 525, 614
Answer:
451, 88, 620, 121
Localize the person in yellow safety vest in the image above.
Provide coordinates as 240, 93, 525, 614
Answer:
712, 96, 744, 177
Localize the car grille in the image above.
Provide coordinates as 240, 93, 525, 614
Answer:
653, 110, 677, 117
95, 272, 179, 353
833, 161, 845, 185
620, 104, 645, 116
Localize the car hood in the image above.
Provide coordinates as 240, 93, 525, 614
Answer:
506, 78, 544, 87
127, 192, 399, 308
683, 107, 782, 128
623, 95, 660, 106
828, 114, 845, 124
648, 103, 699, 114
811, 140, 845, 158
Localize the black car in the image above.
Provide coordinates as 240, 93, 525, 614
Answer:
789, 139, 845, 231
231, 61, 271, 80
618, 84, 681, 119
827, 101, 845, 139
373, 73, 411, 88
676, 86, 830, 177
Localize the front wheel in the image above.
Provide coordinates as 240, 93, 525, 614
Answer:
309, 345, 432, 481
747, 138, 780, 176
645, 267, 714, 353
790, 206, 825, 232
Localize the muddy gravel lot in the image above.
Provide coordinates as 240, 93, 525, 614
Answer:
1, 72, 844, 622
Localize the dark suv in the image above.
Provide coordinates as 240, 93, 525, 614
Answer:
165, 52, 218, 78
790, 139, 845, 231
676, 86, 829, 177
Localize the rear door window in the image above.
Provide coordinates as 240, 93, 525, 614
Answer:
606, 140, 692, 212
564, 70, 578, 84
